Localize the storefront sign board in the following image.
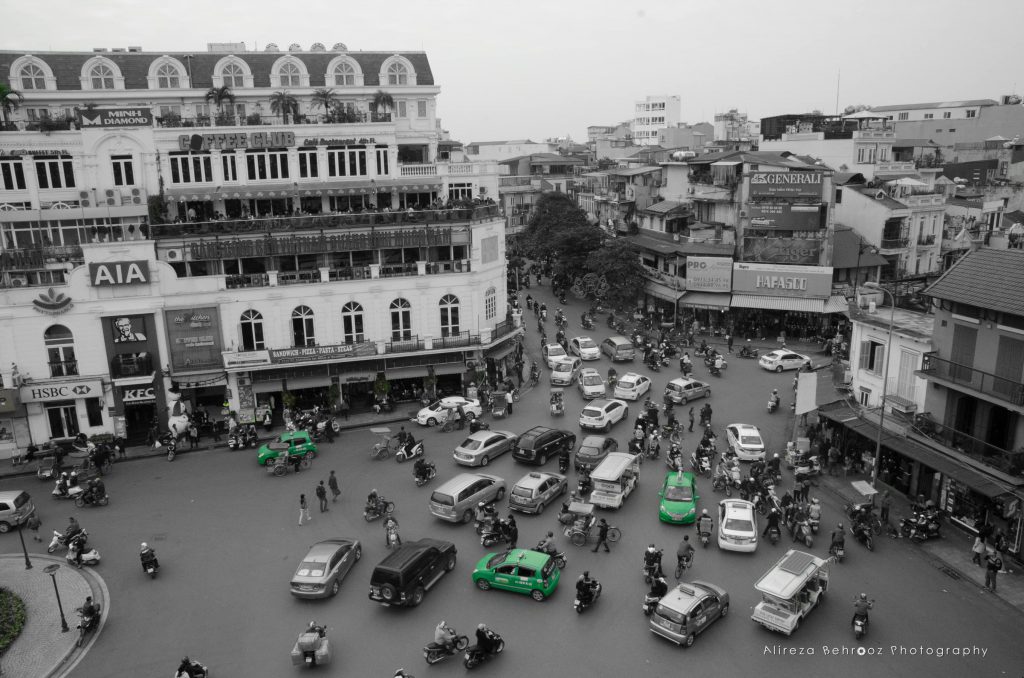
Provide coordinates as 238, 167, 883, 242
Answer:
747, 204, 824, 230
732, 262, 833, 298
684, 257, 733, 293
748, 171, 826, 199
743, 237, 824, 265
165, 307, 223, 372
21, 380, 103, 403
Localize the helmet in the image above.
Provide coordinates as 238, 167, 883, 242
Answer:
859, 593, 867, 600
772, 389, 778, 394
60, 472, 68, 479
477, 623, 486, 630
478, 501, 486, 508
546, 531, 554, 538
583, 570, 590, 578
140, 542, 148, 550
773, 453, 779, 459
439, 620, 446, 627
683, 535, 689, 542
647, 544, 656, 552
771, 508, 779, 515
182, 657, 191, 664
371, 488, 378, 494
701, 508, 708, 516
812, 498, 820, 504
837, 522, 844, 529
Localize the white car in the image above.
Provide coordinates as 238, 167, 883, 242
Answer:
725, 423, 766, 461
453, 430, 518, 467
578, 398, 629, 432
758, 349, 812, 373
569, 336, 601, 361
415, 396, 482, 427
543, 343, 569, 369
613, 372, 651, 401
577, 368, 606, 400
718, 499, 758, 552
551, 357, 583, 386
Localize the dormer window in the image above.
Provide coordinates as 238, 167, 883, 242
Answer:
387, 62, 408, 86
91, 64, 115, 89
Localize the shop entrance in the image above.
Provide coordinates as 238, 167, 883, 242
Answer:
45, 401, 80, 440
124, 403, 156, 444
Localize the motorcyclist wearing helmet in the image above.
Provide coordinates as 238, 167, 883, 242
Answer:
306, 620, 326, 638
434, 620, 457, 654
176, 657, 201, 678
55, 472, 70, 496
475, 623, 499, 655
140, 542, 158, 570
643, 544, 664, 578
648, 574, 669, 599
697, 509, 714, 538
576, 570, 598, 605
770, 389, 780, 408
763, 507, 782, 536
852, 592, 873, 624
766, 452, 781, 477
413, 456, 430, 481
808, 497, 822, 522
537, 531, 557, 555
831, 522, 847, 554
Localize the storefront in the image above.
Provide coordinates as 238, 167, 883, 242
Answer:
730, 262, 847, 341
19, 379, 109, 444
164, 307, 228, 420
103, 313, 167, 443
678, 256, 733, 332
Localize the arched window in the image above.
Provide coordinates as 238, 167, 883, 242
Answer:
90, 63, 114, 89
387, 62, 408, 86
280, 62, 301, 87
292, 306, 316, 347
156, 63, 180, 88
484, 287, 497, 320
222, 63, 245, 87
390, 298, 412, 340
20, 63, 46, 90
439, 294, 460, 337
240, 310, 265, 351
333, 62, 355, 86
342, 302, 364, 344
45, 325, 77, 377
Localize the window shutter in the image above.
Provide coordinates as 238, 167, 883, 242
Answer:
858, 341, 870, 370
873, 345, 885, 373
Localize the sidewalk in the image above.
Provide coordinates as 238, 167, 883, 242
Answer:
0, 553, 108, 678
812, 465, 1024, 615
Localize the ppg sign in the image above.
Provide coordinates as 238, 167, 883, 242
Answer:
89, 261, 150, 286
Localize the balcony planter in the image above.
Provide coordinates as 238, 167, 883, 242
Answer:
375, 340, 386, 355
423, 336, 433, 350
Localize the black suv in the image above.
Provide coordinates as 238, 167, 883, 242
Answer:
512, 426, 576, 465
368, 538, 457, 607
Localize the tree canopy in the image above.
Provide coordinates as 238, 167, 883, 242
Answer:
584, 239, 647, 312
524, 192, 604, 281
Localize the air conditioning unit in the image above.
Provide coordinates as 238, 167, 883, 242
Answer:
106, 197, 117, 206
131, 188, 142, 196
739, 209, 747, 217
8, 275, 29, 287
132, 196, 143, 204
79, 190, 92, 208
687, 187, 695, 195
105, 189, 115, 198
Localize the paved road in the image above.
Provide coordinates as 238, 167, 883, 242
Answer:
4, 286, 1023, 677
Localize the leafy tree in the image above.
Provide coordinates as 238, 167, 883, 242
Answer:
204, 85, 235, 124
0, 84, 24, 128
311, 88, 337, 115
585, 239, 646, 312
270, 90, 299, 124
842, 104, 873, 115
523, 192, 604, 281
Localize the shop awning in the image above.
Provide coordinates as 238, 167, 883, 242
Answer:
730, 294, 827, 313
284, 376, 331, 391
385, 366, 426, 380
433, 363, 467, 376
174, 372, 227, 388
824, 295, 852, 314
251, 379, 283, 393
488, 343, 517, 361
646, 281, 685, 303
678, 291, 731, 309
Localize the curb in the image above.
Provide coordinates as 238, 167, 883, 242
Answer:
46, 556, 110, 678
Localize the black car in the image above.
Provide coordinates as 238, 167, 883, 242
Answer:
512, 426, 577, 465
368, 538, 457, 607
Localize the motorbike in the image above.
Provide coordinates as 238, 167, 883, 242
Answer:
708, 364, 722, 378
581, 315, 595, 331
851, 522, 875, 551
227, 427, 242, 451
793, 454, 821, 479
481, 523, 513, 548
712, 473, 731, 497
767, 398, 780, 414
576, 476, 593, 497
853, 601, 874, 640
698, 527, 711, 548
52, 480, 84, 501
424, 633, 469, 665
292, 626, 332, 667
75, 491, 109, 509
67, 543, 101, 567
536, 542, 567, 569
395, 439, 425, 463
75, 604, 101, 648
242, 426, 259, 448
690, 453, 712, 477
574, 581, 602, 613
474, 513, 499, 536
159, 433, 178, 462
642, 592, 660, 616
791, 519, 814, 548
737, 346, 759, 359
642, 554, 662, 584
558, 454, 570, 474
767, 525, 781, 545
703, 354, 727, 369
363, 498, 396, 522
464, 632, 504, 670
807, 515, 821, 534
665, 450, 685, 471
141, 550, 160, 578
48, 529, 88, 554
414, 462, 437, 487
645, 358, 661, 373
830, 542, 846, 563
469, 418, 490, 434
900, 512, 942, 542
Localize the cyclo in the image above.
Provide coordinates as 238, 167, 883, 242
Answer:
560, 500, 622, 547
370, 427, 401, 460
550, 387, 565, 416
268, 450, 312, 476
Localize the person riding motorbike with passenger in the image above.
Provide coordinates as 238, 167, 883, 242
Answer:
766, 452, 781, 479
697, 509, 714, 539
366, 489, 382, 514
680, 352, 692, 374
576, 570, 598, 606
434, 620, 457, 654
852, 593, 873, 626
713, 354, 724, 372
55, 472, 70, 497
413, 457, 431, 482
830, 522, 847, 555
698, 339, 709, 356
648, 575, 669, 600
643, 544, 664, 578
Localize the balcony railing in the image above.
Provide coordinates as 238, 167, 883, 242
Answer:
277, 270, 320, 285
111, 354, 154, 379
379, 263, 418, 278
438, 331, 474, 348
328, 267, 370, 282
225, 273, 270, 289
909, 413, 1024, 476
426, 260, 469, 275
880, 237, 909, 249
150, 205, 501, 239
48, 360, 79, 378
493, 319, 514, 340
920, 352, 1024, 407
917, 234, 936, 246
385, 336, 424, 354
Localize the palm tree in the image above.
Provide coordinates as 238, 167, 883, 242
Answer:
205, 85, 235, 125
270, 90, 299, 124
370, 89, 394, 122
311, 88, 337, 115
0, 84, 25, 129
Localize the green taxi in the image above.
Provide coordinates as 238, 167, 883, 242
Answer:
658, 471, 699, 524
257, 430, 318, 466
472, 549, 560, 601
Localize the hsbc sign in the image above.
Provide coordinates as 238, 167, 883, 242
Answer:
21, 380, 103, 403
122, 386, 156, 404
89, 261, 150, 286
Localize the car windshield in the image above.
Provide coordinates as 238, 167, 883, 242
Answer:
549, 347, 566, 356
619, 379, 636, 388
724, 518, 753, 532
578, 339, 596, 348
665, 485, 693, 501
295, 560, 327, 577
581, 408, 602, 418
459, 438, 482, 450
655, 604, 686, 624
554, 363, 572, 372
430, 491, 454, 506
582, 375, 602, 385
512, 486, 534, 498
740, 435, 763, 446
267, 441, 290, 451
486, 553, 509, 569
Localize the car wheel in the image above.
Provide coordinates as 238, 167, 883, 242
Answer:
775, 366, 783, 373
495, 487, 506, 501
330, 580, 341, 597
476, 579, 491, 591
683, 633, 695, 648
0, 522, 9, 534
354, 546, 362, 561
531, 589, 546, 602
480, 456, 490, 467
380, 584, 397, 601
720, 603, 729, 617
462, 509, 474, 524
427, 417, 438, 427
445, 553, 457, 571
679, 396, 687, 405
410, 586, 425, 607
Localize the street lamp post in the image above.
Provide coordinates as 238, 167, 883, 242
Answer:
42, 563, 70, 632
17, 522, 32, 569
863, 281, 895, 488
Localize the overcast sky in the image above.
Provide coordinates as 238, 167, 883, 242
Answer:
7, 0, 1023, 143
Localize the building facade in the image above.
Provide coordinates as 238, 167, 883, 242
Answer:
631, 96, 681, 146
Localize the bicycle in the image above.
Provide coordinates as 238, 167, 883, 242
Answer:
370, 427, 400, 460
674, 553, 693, 579
440, 412, 463, 433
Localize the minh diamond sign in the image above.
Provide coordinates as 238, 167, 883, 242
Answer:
78, 108, 154, 128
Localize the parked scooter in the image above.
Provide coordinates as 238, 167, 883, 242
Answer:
900, 510, 942, 542
227, 427, 242, 451
48, 529, 88, 554
737, 345, 759, 359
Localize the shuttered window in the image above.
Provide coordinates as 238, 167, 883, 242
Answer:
994, 335, 1024, 401
950, 324, 978, 381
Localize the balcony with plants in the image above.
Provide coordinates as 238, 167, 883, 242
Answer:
909, 412, 1024, 477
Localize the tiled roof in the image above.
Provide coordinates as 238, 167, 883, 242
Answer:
851, 187, 909, 211
643, 200, 689, 215
871, 99, 998, 112
924, 248, 1024, 316
0, 50, 434, 89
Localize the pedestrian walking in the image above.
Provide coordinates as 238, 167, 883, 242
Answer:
188, 422, 199, 449
505, 390, 514, 415
726, 333, 734, 354
505, 515, 518, 549
688, 407, 695, 433
456, 404, 466, 430
316, 480, 329, 512
26, 513, 42, 541
339, 397, 350, 420
971, 536, 986, 566
299, 494, 310, 526
879, 490, 892, 524
827, 445, 841, 476
984, 549, 1003, 591
592, 518, 611, 553
328, 470, 341, 502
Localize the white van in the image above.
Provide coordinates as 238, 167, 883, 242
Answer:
588, 453, 640, 508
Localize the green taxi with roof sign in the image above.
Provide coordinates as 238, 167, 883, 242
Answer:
659, 470, 699, 524
257, 430, 318, 466
471, 549, 560, 601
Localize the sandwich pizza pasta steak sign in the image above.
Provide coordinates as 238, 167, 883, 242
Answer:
748, 171, 826, 200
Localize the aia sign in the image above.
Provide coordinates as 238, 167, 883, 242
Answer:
89, 260, 149, 286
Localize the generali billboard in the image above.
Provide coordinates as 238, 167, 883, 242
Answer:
748, 171, 826, 200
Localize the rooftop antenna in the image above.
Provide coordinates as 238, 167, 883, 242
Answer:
834, 68, 841, 115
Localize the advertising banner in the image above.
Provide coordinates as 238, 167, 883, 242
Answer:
747, 204, 824, 230
743, 237, 824, 265
732, 262, 833, 298
684, 257, 733, 292
748, 171, 826, 199
270, 342, 377, 365
165, 308, 223, 372
89, 260, 150, 286
79, 108, 153, 128
21, 380, 103, 403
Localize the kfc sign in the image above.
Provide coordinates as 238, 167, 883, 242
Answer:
122, 386, 156, 404
89, 261, 150, 286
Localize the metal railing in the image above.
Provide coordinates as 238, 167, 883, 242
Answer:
48, 360, 79, 378
385, 336, 424, 354
277, 270, 320, 285
437, 331, 475, 348
379, 263, 418, 278
225, 273, 270, 288
880, 237, 909, 249
425, 260, 469, 275
920, 352, 1024, 406
909, 413, 1024, 476
328, 267, 369, 281
917, 234, 936, 246
110, 354, 154, 379
493, 319, 513, 339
